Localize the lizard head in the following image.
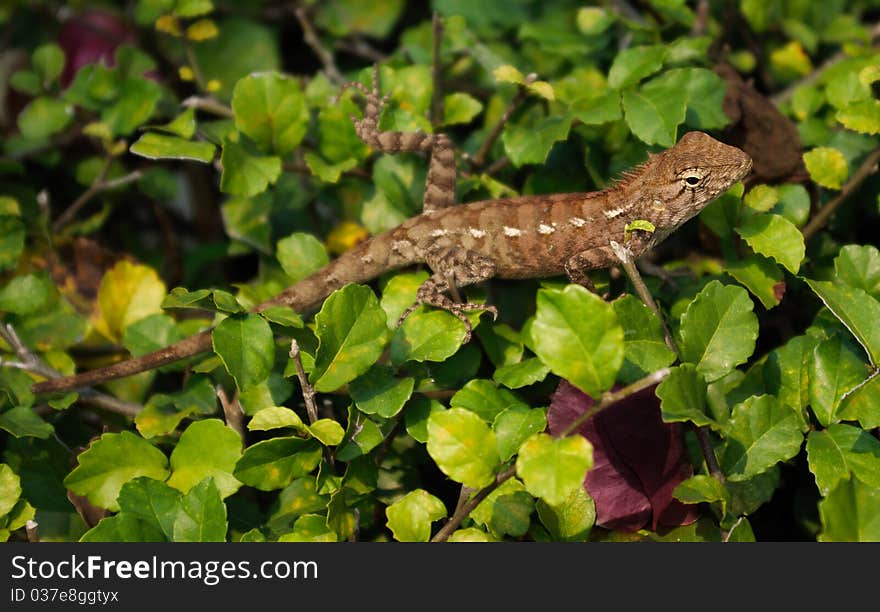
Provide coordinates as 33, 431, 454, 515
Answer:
629, 131, 753, 232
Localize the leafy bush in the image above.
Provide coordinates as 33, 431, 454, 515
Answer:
2, 1, 880, 542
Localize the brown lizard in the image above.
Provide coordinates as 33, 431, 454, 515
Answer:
32, 68, 752, 395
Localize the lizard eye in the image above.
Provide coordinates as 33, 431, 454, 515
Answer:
681, 170, 706, 187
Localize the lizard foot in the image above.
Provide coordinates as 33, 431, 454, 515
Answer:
397, 300, 497, 343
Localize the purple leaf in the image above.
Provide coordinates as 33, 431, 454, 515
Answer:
548, 380, 698, 532
58, 11, 133, 86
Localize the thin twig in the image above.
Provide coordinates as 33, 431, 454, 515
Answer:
771, 21, 880, 106
431, 466, 516, 542
470, 74, 536, 169
295, 6, 345, 86
610, 241, 679, 358
610, 241, 725, 482
560, 368, 671, 437
0, 322, 142, 417
692, 0, 710, 36
182, 96, 233, 118
801, 148, 880, 241
431, 12, 445, 128
289, 340, 319, 424
217, 386, 245, 440
52, 155, 113, 232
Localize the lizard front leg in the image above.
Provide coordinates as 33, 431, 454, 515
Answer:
564, 247, 618, 292
399, 246, 498, 341
344, 64, 455, 212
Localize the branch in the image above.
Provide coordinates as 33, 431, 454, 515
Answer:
801, 148, 880, 241
217, 386, 245, 440
295, 6, 345, 86
181, 96, 233, 118
469, 74, 536, 169
560, 368, 671, 437
0, 322, 142, 417
26, 520, 39, 543
289, 339, 319, 424
52, 164, 143, 233
431, 466, 516, 542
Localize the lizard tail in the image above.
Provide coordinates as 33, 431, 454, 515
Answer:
32, 231, 411, 395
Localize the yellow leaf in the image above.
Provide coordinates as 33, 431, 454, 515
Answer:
206, 79, 222, 93
155, 15, 182, 37
92, 261, 167, 342
179, 66, 195, 81
186, 19, 218, 42
527, 81, 555, 101
770, 41, 813, 80
493, 65, 525, 85
325, 221, 369, 255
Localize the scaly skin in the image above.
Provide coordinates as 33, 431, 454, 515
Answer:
32, 75, 751, 395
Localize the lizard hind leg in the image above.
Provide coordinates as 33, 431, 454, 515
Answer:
397, 247, 498, 342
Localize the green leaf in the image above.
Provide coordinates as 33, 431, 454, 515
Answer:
622, 79, 688, 147
838, 372, 880, 429
122, 313, 181, 357
613, 294, 677, 376
656, 364, 712, 427
773, 184, 810, 228
536, 486, 595, 542
17, 97, 73, 139
447, 527, 496, 542
427, 408, 499, 488
391, 309, 467, 365
678, 281, 758, 382
471, 479, 534, 538
32, 43, 65, 86
568, 91, 622, 125
259, 305, 303, 328
102, 78, 162, 136
0, 407, 54, 439
736, 213, 805, 274
608, 45, 667, 89
276, 232, 329, 283
404, 396, 443, 443
308, 419, 345, 446
221, 194, 272, 254
673, 474, 729, 517
765, 334, 818, 419
167, 419, 242, 498
837, 99, 880, 134
493, 405, 547, 462
212, 313, 275, 390
809, 335, 869, 426
576, 7, 615, 35
516, 433, 593, 506
651, 67, 730, 130
278, 514, 337, 542
130, 133, 216, 163
528, 285, 624, 398
385, 489, 447, 542
349, 365, 414, 418
0, 464, 21, 518
835, 244, 880, 299
233, 437, 322, 490
172, 478, 228, 542
442, 92, 483, 126
807, 425, 880, 496
450, 379, 527, 423
248, 407, 305, 432
335, 409, 384, 461
191, 19, 280, 101
743, 184, 779, 213
726, 254, 785, 309
161, 287, 213, 310
804, 279, 880, 366
720, 395, 803, 481
303, 152, 357, 183
502, 113, 572, 167
493, 358, 551, 389
232, 72, 308, 155
0, 216, 25, 272
117, 477, 182, 540
219, 138, 282, 197
311, 284, 388, 392
63, 431, 170, 512
268, 478, 328, 531
803, 147, 848, 189
80, 513, 165, 542
151, 107, 197, 138
819, 477, 880, 542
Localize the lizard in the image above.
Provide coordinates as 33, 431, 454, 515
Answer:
31, 67, 752, 395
